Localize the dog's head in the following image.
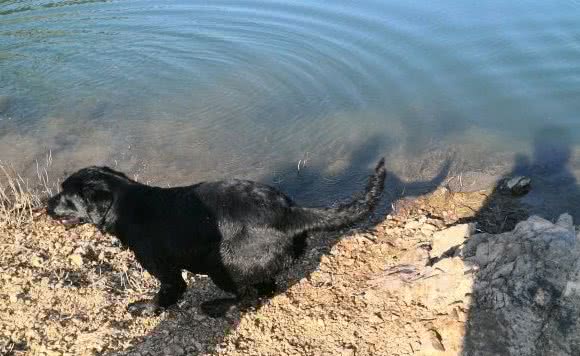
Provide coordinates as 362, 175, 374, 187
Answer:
47, 166, 131, 228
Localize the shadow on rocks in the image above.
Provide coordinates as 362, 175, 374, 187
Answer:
460, 125, 580, 355
471, 125, 580, 234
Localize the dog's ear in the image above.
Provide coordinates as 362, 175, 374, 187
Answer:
81, 182, 114, 225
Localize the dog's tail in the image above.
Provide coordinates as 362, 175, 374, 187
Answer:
282, 158, 386, 235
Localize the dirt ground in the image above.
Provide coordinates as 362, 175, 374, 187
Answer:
0, 186, 524, 356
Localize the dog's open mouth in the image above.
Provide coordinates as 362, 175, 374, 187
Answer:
56, 217, 83, 226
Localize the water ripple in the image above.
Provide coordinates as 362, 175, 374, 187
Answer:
1, 0, 580, 202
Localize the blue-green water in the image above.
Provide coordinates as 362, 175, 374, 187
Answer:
1, 0, 580, 211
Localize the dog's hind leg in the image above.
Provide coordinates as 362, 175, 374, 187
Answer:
201, 273, 277, 317
200, 297, 238, 317
201, 228, 289, 317
254, 280, 277, 298
200, 286, 265, 318
128, 268, 186, 317
200, 269, 242, 317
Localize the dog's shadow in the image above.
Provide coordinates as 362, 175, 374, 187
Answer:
110, 137, 451, 355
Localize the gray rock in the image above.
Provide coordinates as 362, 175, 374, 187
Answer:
164, 343, 185, 356
463, 214, 580, 356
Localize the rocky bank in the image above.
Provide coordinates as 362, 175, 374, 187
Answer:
1, 186, 579, 355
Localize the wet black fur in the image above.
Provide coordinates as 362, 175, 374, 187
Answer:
46, 159, 386, 317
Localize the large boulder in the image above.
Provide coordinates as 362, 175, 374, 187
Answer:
462, 214, 580, 355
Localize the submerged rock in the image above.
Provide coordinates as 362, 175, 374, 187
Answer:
500, 176, 531, 196
0, 95, 10, 114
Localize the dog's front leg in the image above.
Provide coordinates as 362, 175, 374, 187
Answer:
128, 271, 186, 317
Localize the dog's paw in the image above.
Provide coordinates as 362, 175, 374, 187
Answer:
200, 299, 237, 318
127, 300, 162, 317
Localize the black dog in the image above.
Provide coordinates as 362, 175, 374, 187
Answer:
47, 159, 386, 317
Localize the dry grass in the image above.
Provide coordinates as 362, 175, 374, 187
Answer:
0, 154, 57, 228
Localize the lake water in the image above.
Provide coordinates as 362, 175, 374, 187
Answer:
1, 0, 580, 215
